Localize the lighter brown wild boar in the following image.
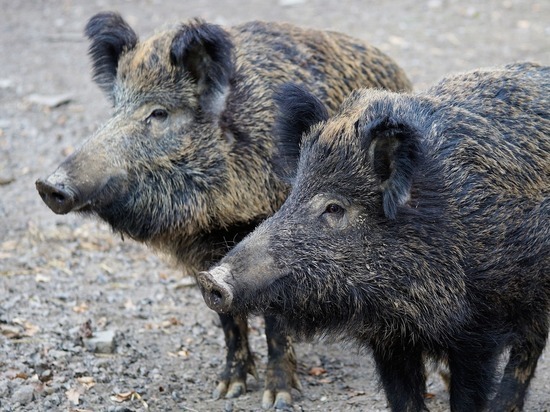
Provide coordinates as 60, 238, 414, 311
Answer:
36, 11, 412, 409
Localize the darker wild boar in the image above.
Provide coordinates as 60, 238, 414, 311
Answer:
35, 11, 412, 409
198, 63, 550, 411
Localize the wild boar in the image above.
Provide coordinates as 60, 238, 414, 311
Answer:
198, 63, 550, 411
35, 11, 412, 409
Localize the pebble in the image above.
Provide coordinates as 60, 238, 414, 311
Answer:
12, 385, 35, 405
279, 0, 306, 6
26, 93, 73, 108
0, 380, 10, 398
44, 394, 61, 408
84, 330, 117, 354
39, 369, 53, 382
224, 399, 234, 412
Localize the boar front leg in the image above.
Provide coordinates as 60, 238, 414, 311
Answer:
262, 315, 300, 409
372, 343, 427, 412
214, 314, 257, 399
215, 314, 299, 409
448, 345, 500, 412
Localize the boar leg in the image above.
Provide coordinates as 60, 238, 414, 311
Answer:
489, 320, 548, 412
448, 346, 500, 412
214, 313, 257, 399
262, 315, 300, 409
372, 343, 427, 412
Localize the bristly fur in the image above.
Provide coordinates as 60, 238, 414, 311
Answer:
210, 62, 550, 412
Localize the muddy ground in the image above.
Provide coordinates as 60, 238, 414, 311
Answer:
0, 1, 549, 411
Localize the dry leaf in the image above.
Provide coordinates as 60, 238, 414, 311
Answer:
11, 318, 39, 337
35, 274, 51, 283
0, 324, 22, 339
124, 298, 136, 310
96, 317, 108, 329
76, 376, 96, 389
308, 366, 327, 376
66, 387, 82, 405
168, 349, 189, 358
111, 391, 134, 402
111, 390, 148, 409
1, 240, 18, 251
73, 303, 89, 313
100, 263, 114, 274
23, 322, 39, 337
80, 241, 101, 251
161, 317, 180, 328
47, 259, 73, 275
61, 145, 75, 157
27, 93, 73, 108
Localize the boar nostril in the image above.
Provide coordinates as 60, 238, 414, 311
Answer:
210, 289, 223, 306
50, 190, 67, 203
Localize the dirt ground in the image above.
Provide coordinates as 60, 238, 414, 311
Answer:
0, 0, 548, 411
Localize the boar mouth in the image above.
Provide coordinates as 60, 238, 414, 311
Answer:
236, 272, 293, 316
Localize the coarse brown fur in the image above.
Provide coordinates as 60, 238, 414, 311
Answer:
36, 11, 412, 409
199, 63, 549, 411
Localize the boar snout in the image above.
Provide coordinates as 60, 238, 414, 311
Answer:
197, 266, 234, 313
36, 172, 81, 215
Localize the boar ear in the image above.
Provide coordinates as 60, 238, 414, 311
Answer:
85, 12, 138, 97
361, 116, 422, 219
170, 20, 234, 118
272, 83, 329, 181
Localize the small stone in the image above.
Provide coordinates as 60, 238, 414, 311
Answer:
224, 399, 234, 412
84, 330, 117, 354
43, 393, 61, 408
0, 79, 14, 89
279, 0, 306, 5
39, 369, 53, 382
0, 380, 10, 398
49, 349, 69, 360
27, 93, 73, 108
12, 385, 35, 405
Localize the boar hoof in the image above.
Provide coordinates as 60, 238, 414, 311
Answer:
226, 381, 246, 398
262, 389, 292, 410
213, 380, 246, 400
212, 381, 228, 400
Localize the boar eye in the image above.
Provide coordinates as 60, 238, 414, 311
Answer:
147, 108, 168, 122
325, 203, 344, 214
